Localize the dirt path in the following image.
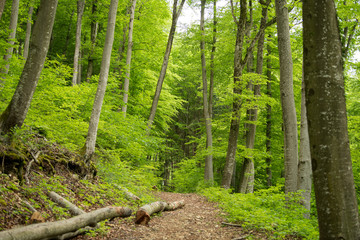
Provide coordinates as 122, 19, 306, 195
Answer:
104, 192, 246, 240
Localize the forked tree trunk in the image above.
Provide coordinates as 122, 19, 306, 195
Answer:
83, 0, 119, 161
303, 0, 360, 238
86, 0, 99, 82
122, 0, 137, 117
0, 0, 58, 134
200, 0, 214, 182
0, 206, 132, 240
147, 0, 186, 130
72, 0, 86, 85
23, 4, 34, 60
275, 0, 298, 194
2, 0, 20, 75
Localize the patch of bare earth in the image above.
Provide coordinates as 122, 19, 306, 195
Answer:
98, 192, 265, 240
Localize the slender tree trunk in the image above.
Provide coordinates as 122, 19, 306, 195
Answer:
0, 0, 58, 134
23, 4, 34, 60
122, 0, 137, 117
209, 0, 217, 118
200, 0, 214, 182
63, 10, 75, 56
0, 0, 6, 21
222, 0, 247, 189
147, 0, 186, 130
275, 0, 298, 194
72, 0, 86, 85
265, 43, 272, 187
86, 0, 98, 82
297, 76, 311, 218
303, 0, 360, 238
2, 0, 20, 75
83, 0, 119, 161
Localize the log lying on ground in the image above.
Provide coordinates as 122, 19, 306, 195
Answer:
47, 191, 85, 215
113, 184, 140, 201
135, 200, 185, 225
0, 206, 132, 240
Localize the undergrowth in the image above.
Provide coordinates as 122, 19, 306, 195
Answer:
200, 186, 319, 239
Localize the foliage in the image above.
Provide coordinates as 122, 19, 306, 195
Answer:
200, 186, 319, 239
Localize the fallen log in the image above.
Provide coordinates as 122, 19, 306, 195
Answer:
135, 200, 185, 225
0, 206, 132, 240
113, 184, 140, 201
47, 191, 85, 216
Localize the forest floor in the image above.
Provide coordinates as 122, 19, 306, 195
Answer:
76, 191, 268, 240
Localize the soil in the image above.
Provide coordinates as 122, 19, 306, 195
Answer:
76, 192, 267, 240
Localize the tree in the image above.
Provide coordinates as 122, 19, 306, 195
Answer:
72, 0, 86, 85
23, 2, 34, 60
83, 0, 119, 161
275, 0, 298, 194
303, 0, 360, 238
200, 0, 214, 182
147, 0, 186, 130
0, 0, 58, 134
2, 0, 20, 75
85, 0, 99, 82
122, 0, 137, 117
0, 0, 6, 21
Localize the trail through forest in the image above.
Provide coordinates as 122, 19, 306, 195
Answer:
77, 192, 264, 240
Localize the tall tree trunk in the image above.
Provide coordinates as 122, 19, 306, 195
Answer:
303, 0, 360, 238
72, 0, 86, 85
23, 3, 34, 60
147, 0, 186, 130
265, 43, 272, 187
0, 0, 58, 134
0, 0, 6, 21
200, 0, 214, 182
297, 76, 311, 218
221, 0, 247, 189
122, 0, 137, 117
83, 0, 119, 161
209, 0, 216, 118
275, 0, 298, 194
2, 0, 20, 75
63, 10, 75, 56
86, 0, 98, 82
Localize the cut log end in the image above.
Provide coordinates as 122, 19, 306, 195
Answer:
135, 210, 151, 226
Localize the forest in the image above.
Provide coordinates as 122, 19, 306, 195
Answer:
0, 0, 359, 239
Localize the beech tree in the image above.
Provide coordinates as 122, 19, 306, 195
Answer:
83, 0, 119, 161
2, 0, 20, 75
275, 0, 298, 194
122, 0, 137, 117
303, 0, 360, 238
72, 0, 86, 85
85, 0, 99, 82
200, 0, 214, 182
0, 0, 58, 134
147, 0, 186, 130
0, 0, 5, 21
23, 2, 34, 60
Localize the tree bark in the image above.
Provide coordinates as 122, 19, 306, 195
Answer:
200, 0, 214, 182
122, 0, 137, 117
265, 43, 272, 187
275, 0, 298, 194
0, 206, 132, 240
303, 0, 360, 238
0, 0, 6, 21
113, 184, 140, 201
209, 0, 216, 118
72, 0, 86, 85
86, 0, 99, 82
0, 0, 58, 134
135, 200, 185, 225
83, 0, 119, 161
2, 0, 20, 75
147, 0, 186, 131
23, 4, 34, 60
297, 77, 311, 218
47, 191, 85, 216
